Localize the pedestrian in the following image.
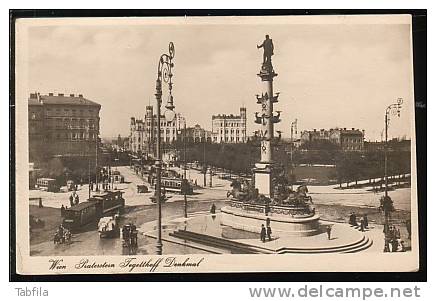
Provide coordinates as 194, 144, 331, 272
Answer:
406, 219, 411, 239
383, 238, 390, 253
210, 203, 216, 214
363, 214, 369, 229
391, 238, 398, 252
74, 193, 79, 205
265, 202, 270, 216
360, 217, 365, 232
326, 225, 332, 240
260, 224, 266, 243
69, 193, 74, 207
60, 204, 65, 217
394, 226, 401, 239
58, 225, 64, 243
399, 240, 406, 252
267, 225, 272, 241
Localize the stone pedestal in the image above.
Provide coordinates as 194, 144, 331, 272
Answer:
221, 203, 320, 237
253, 162, 273, 198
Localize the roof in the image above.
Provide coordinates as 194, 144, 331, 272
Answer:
37, 177, 56, 181
66, 201, 96, 211
28, 93, 101, 107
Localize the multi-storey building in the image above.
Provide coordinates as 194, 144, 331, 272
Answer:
129, 105, 186, 155
184, 124, 212, 143
28, 92, 101, 162
300, 128, 365, 151
211, 107, 247, 143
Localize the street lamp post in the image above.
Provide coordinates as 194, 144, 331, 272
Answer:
382, 97, 403, 252
95, 133, 99, 192
177, 122, 188, 218
154, 42, 176, 255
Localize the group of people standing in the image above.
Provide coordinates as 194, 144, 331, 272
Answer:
349, 212, 369, 232
384, 225, 405, 252
69, 191, 80, 207
54, 224, 71, 244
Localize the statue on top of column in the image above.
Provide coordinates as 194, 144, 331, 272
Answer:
257, 34, 274, 69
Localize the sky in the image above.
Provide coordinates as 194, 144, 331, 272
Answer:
24, 17, 414, 141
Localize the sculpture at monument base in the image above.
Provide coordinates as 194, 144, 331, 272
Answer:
226, 177, 316, 218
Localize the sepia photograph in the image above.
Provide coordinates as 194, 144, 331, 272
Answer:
13, 14, 420, 275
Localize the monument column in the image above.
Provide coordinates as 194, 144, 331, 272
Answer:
254, 34, 280, 198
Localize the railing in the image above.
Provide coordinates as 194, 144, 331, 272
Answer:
228, 200, 315, 217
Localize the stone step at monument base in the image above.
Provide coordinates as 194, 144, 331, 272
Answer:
169, 229, 274, 254
169, 229, 373, 255
276, 236, 373, 254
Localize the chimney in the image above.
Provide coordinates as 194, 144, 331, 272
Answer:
58, 93, 64, 97
78, 94, 83, 97
70, 93, 75, 97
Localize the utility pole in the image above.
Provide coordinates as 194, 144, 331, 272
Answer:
183, 122, 188, 218
290, 119, 297, 191
203, 135, 207, 187
95, 133, 99, 192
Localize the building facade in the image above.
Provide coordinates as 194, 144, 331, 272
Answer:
300, 128, 365, 151
211, 107, 247, 143
28, 92, 101, 162
129, 105, 186, 155
184, 124, 212, 143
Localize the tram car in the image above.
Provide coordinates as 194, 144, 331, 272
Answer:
62, 191, 125, 232
111, 170, 124, 184
36, 178, 60, 192
151, 176, 194, 195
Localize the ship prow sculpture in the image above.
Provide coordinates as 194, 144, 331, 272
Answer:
221, 35, 320, 237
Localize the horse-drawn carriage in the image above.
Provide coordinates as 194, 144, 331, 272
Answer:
121, 223, 138, 249
53, 226, 72, 245
137, 184, 149, 193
